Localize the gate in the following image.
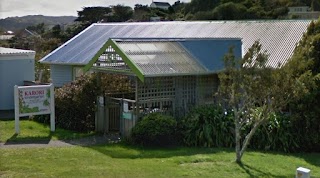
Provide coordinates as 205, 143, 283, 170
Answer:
95, 96, 137, 137
107, 100, 121, 132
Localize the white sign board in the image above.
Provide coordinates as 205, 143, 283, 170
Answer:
14, 84, 55, 133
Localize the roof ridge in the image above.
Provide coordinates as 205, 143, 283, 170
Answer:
92, 19, 312, 26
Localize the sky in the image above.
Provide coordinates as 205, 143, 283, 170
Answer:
0, 0, 191, 19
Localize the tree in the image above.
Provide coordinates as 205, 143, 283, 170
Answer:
217, 41, 318, 163
108, 5, 133, 22
75, 7, 112, 24
212, 2, 248, 20
287, 20, 320, 151
133, 4, 151, 21
184, 0, 220, 14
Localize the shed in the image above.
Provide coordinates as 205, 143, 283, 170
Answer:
40, 20, 312, 87
0, 47, 35, 110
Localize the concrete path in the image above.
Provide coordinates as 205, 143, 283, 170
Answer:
0, 134, 121, 149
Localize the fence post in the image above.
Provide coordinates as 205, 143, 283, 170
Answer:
14, 85, 20, 134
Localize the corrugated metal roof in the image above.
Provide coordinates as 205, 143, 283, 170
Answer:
89, 38, 242, 79
40, 20, 311, 68
0, 47, 35, 56
117, 40, 206, 76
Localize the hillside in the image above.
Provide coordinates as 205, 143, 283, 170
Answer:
0, 15, 76, 32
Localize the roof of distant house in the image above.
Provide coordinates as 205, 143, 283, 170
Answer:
0, 47, 35, 56
151, 2, 171, 7
0, 35, 15, 40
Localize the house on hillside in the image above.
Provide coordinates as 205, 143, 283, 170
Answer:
150, 1, 171, 10
288, 6, 320, 19
0, 35, 15, 41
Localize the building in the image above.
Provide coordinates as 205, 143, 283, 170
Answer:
0, 47, 35, 110
40, 20, 311, 87
89, 38, 241, 134
40, 20, 311, 134
288, 6, 320, 19
150, 1, 171, 10
0, 35, 15, 41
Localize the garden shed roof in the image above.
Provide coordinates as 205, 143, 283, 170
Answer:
40, 20, 311, 68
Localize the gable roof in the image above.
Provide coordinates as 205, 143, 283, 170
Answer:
0, 47, 35, 57
40, 20, 311, 68
85, 38, 242, 81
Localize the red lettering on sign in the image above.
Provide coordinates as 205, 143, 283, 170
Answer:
24, 90, 45, 96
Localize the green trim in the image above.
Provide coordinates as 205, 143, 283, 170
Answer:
83, 39, 113, 72
109, 39, 144, 82
83, 39, 145, 82
92, 67, 136, 75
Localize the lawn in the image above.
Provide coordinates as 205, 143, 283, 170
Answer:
0, 119, 95, 143
1, 120, 319, 178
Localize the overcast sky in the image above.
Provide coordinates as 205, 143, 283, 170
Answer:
0, 0, 191, 19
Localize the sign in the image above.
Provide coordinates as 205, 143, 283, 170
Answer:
18, 86, 51, 115
14, 84, 55, 133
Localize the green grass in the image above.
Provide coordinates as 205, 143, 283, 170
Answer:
0, 120, 319, 178
0, 144, 319, 178
0, 119, 95, 143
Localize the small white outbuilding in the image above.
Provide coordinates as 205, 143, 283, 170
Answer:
0, 47, 35, 110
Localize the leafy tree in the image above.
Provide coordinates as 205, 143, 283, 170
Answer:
192, 11, 215, 20
217, 41, 318, 163
185, 0, 220, 14
108, 5, 133, 22
133, 4, 151, 21
287, 20, 320, 151
75, 7, 112, 24
212, 2, 248, 20
51, 24, 62, 39
62, 22, 88, 42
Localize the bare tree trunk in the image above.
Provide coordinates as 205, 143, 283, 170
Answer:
240, 119, 265, 157
235, 107, 268, 163
235, 119, 242, 163
234, 109, 242, 163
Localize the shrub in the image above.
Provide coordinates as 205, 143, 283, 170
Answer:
248, 112, 319, 153
179, 105, 234, 148
290, 113, 320, 152
248, 113, 299, 152
54, 75, 99, 132
131, 113, 177, 146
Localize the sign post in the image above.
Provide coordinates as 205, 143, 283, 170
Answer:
14, 84, 55, 134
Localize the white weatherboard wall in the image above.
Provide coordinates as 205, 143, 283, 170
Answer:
0, 47, 35, 110
50, 65, 72, 87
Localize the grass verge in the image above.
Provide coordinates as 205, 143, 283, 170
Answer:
0, 144, 319, 178
0, 120, 319, 178
0, 119, 95, 143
